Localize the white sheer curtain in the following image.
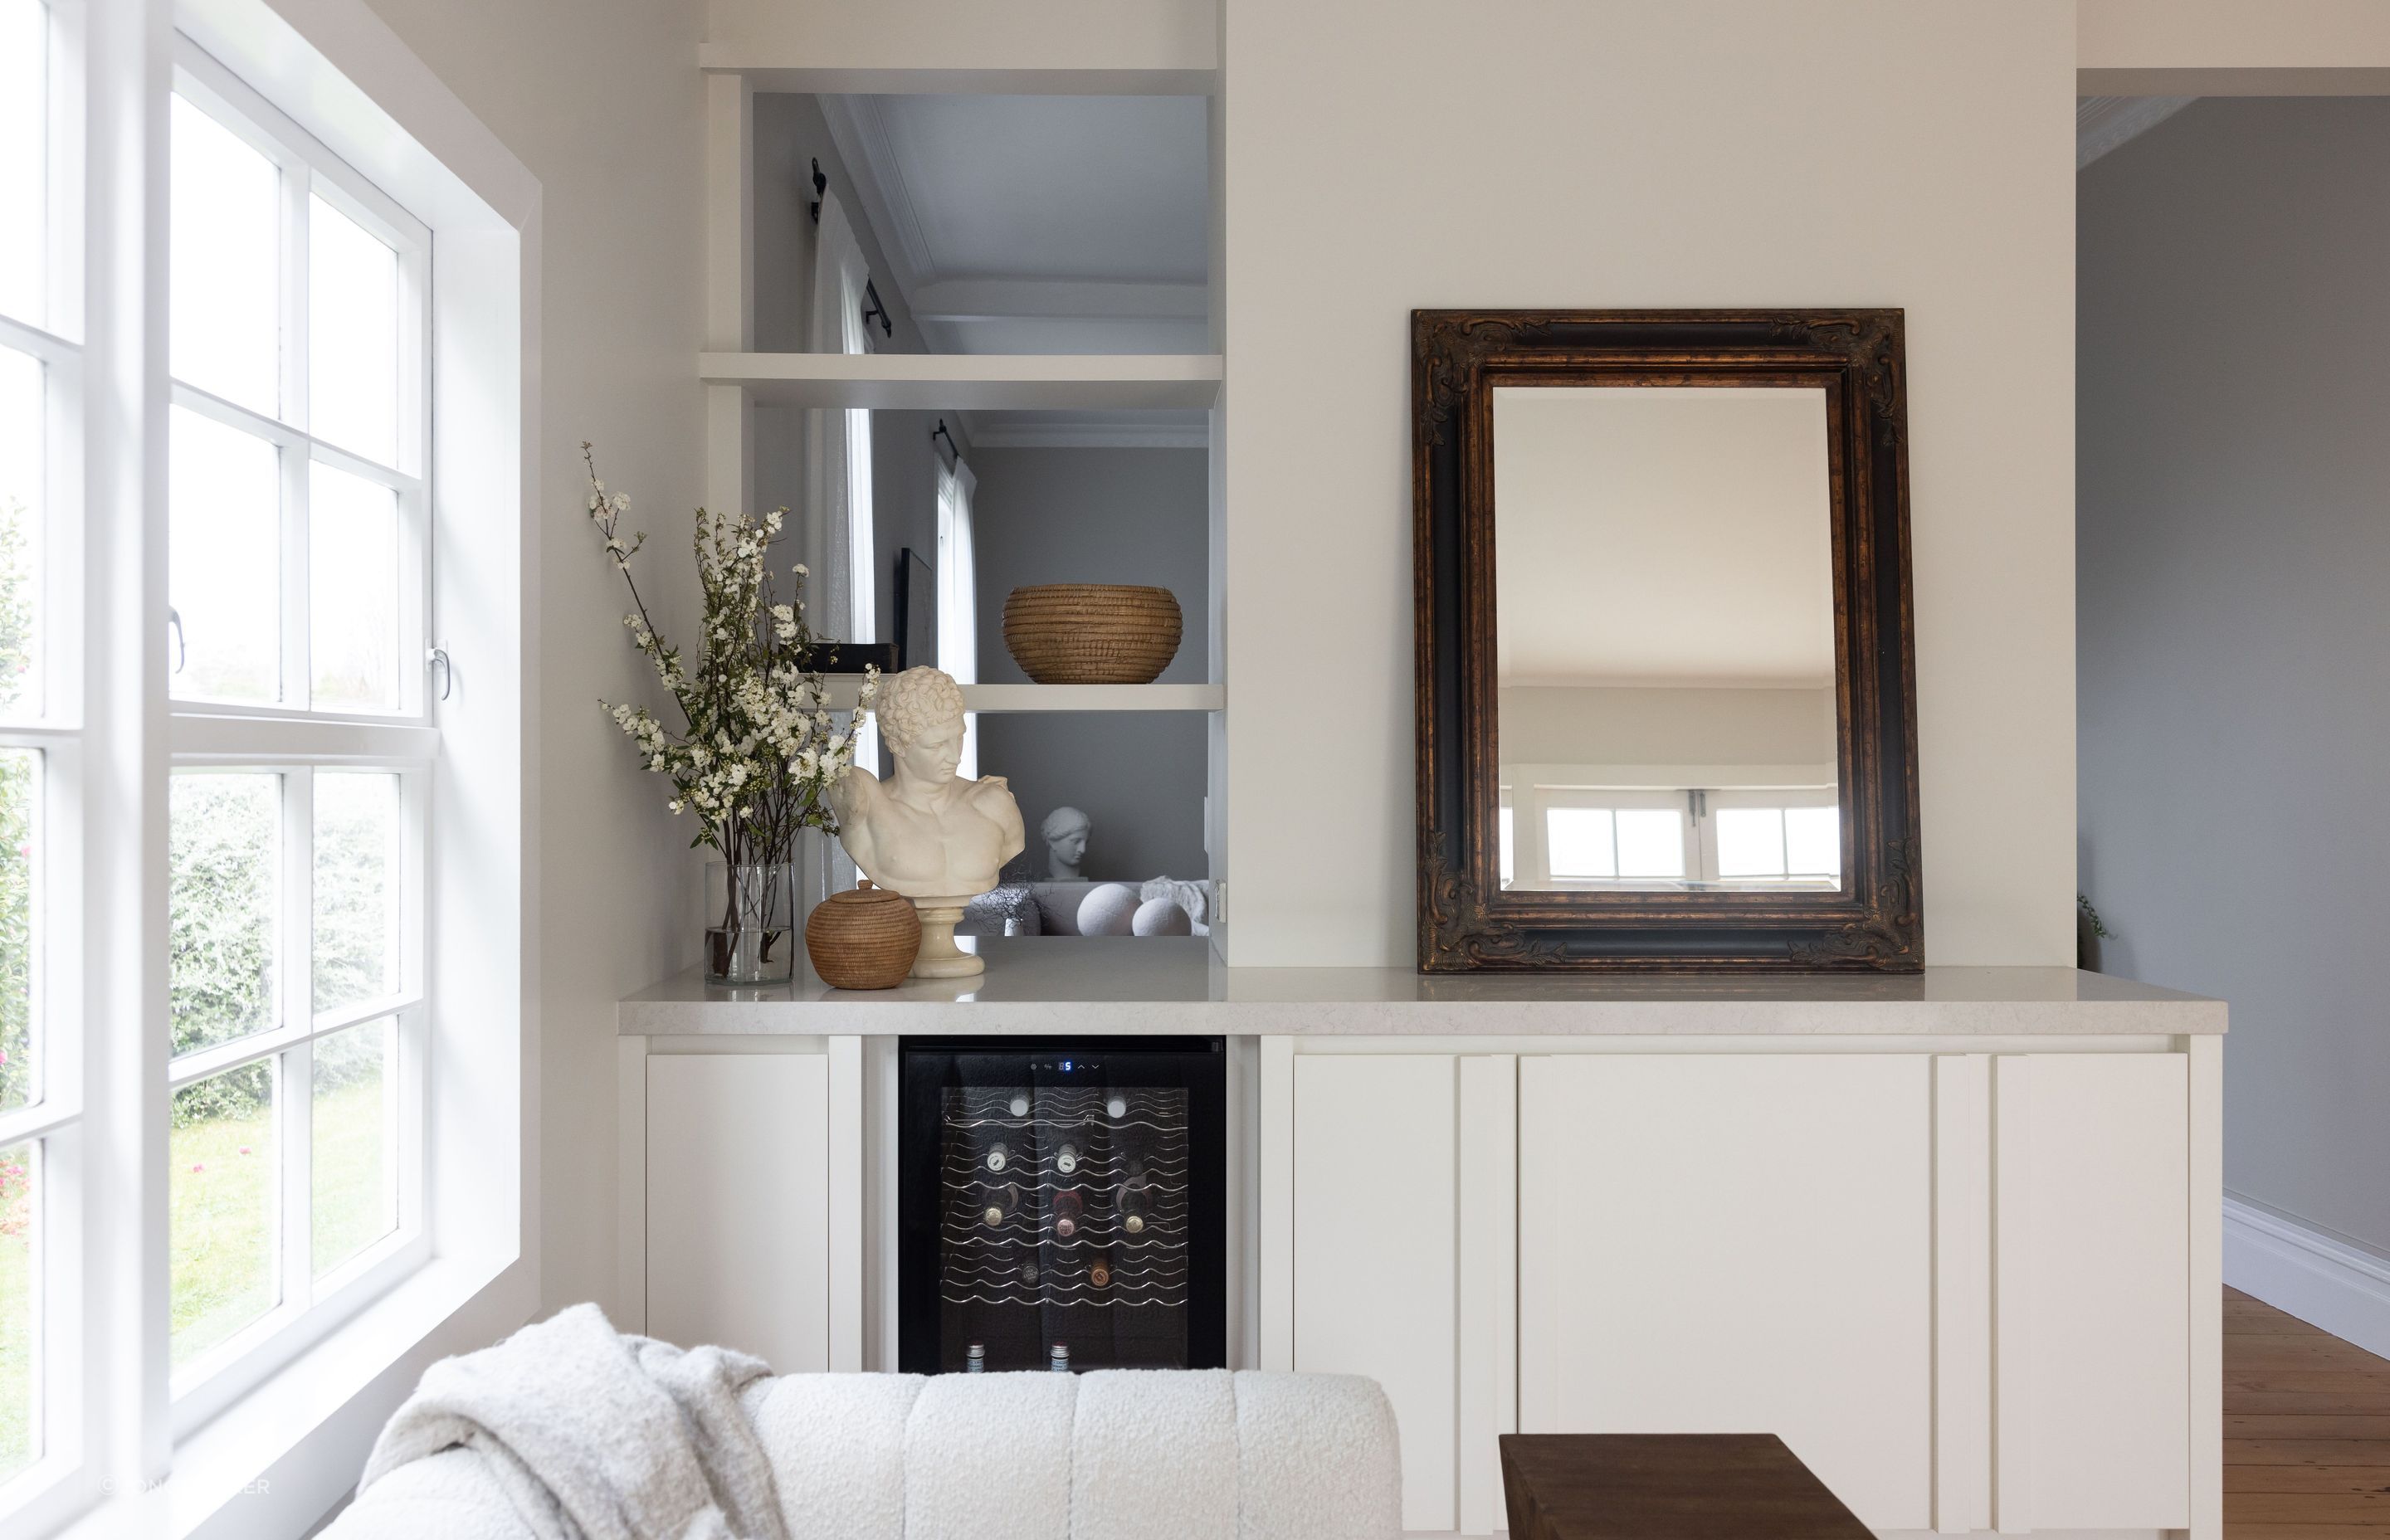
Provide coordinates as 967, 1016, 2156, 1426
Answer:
806, 190, 879, 895
938, 453, 978, 777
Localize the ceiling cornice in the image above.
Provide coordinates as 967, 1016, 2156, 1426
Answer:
2078, 95, 2197, 169
817, 92, 937, 300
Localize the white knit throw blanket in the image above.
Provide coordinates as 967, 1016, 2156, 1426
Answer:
358, 1304, 788, 1540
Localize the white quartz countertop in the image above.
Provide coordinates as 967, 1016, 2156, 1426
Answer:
618, 938, 2224, 1037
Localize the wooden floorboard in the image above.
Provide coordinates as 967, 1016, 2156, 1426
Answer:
2227, 1286, 2390, 1537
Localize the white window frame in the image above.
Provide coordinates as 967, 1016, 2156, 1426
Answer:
5, 0, 539, 1533
0, 0, 95, 1525
168, 39, 431, 723
1514, 784, 1846, 893
1700, 786, 1843, 889
159, 36, 439, 1434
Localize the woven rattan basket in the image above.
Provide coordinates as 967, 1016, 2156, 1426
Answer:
1002, 584, 1183, 685
804, 885, 920, 989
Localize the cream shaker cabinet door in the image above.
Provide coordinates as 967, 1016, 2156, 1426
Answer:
1291, 1054, 1458, 1534
1995, 1053, 2191, 1531
646, 1051, 831, 1372
1518, 1054, 1934, 1530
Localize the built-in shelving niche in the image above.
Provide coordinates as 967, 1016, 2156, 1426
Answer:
720, 84, 1222, 908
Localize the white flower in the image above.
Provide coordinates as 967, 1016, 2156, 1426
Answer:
793, 563, 808, 577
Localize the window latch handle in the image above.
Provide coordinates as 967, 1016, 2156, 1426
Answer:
427, 646, 453, 702
166, 607, 185, 675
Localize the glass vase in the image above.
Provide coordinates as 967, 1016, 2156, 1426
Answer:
705, 860, 797, 986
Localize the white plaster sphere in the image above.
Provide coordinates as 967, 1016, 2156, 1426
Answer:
1132, 895, 1193, 937
1076, 883, 1141, 938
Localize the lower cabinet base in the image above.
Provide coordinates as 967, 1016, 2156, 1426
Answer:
1263, 1036, 2221, 1540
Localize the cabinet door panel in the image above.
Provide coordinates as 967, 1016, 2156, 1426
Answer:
1293, 1054, 1456, 1533
1997, 1053, 2189, 1530
647, 1052, 830, 1371
1519, 1055, 1933, 1530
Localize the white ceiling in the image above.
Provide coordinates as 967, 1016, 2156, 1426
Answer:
1491, 386, 1836, 690
821, 93, 1210, 356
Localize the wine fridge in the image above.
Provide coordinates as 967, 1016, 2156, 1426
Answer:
898, 1036, 1225, 1374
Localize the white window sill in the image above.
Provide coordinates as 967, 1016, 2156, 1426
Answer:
66, 1253, 531, 1540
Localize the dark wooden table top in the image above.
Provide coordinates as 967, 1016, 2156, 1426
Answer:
1500, 1434, 1874, 1540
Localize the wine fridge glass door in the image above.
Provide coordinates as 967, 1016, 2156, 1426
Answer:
900, 1039, 1225, 1374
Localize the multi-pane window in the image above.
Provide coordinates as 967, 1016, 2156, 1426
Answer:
1513, 787, 1842, 890
0, 0, 71, 1486
163, 47, 431, 1397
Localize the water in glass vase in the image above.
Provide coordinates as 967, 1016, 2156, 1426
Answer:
705, 860, 797, 985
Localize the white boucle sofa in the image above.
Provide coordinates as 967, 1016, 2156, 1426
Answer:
329, 1366, 1402, 1540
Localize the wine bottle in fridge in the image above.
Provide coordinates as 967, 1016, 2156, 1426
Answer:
1048, 1188, 1084, 1239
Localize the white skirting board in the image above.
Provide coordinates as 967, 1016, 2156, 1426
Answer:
2223, 1196, 2390, 1361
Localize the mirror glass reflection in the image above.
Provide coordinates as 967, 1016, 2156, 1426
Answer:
1492, 385, 1843, 893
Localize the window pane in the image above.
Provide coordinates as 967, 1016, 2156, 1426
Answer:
170, 773, 280, 1057
314, 772, 397, 1012
0, 346, 39, 717
0, 1140, 35, 1478
169, 94, 280, 416
0, 0, 44, 327
1785, 805, 1842, 879
308, 196, 398, 466
308, 462, 399, 712
1616, 807, 1686, 880
0, 752, 34, 1114
1498, 803, 1514, 887
1546, 807, 1616, 879
170, 1063, 278, 1367
312, 1017, 393, 1276
1714, 807, 1787, 879
169, 407, 281, 704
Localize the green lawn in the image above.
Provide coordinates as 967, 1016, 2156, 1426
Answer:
170, 1102, 278, 1365
0, 1077, 388, 1464
168, 1073, 390, 1367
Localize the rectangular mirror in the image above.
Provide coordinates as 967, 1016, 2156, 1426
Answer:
1413, 311, 1922, 971
1493, 384, 1840, 894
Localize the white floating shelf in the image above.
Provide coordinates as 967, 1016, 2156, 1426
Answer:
700, 352, 1222, 411
815, 680, 1222, 713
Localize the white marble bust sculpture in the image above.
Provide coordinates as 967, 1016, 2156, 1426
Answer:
827, 666, 1025, 977
1041, 806, 1091, 881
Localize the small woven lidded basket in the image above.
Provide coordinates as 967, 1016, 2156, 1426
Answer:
1002, 584, 1183, 685
804, 884, 921, 990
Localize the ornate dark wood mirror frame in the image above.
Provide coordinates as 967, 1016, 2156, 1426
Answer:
1412, 309, 1923, 972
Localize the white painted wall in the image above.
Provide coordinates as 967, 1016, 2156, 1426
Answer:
1221, 1, 2078, 966
1500, 685, 1836, 786
703, 0, 1213, 76
2078, 97, 2390, 1259
2080, 0, 2390, 72
354, 0, 705, 1315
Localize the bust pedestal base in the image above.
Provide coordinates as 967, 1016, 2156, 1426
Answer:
909, 899, 983, 979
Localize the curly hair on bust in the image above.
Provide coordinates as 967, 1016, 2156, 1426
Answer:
876, 665, 964, 751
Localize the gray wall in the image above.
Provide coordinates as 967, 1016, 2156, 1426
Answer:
2079, 97, 2390, 1256
973, 446, 1210, 880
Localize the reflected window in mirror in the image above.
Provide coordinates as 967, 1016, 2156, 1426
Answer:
1492, 383, 1841, 896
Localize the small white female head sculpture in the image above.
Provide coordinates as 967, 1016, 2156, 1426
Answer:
827, 665, 1025, 978
1041, 805, 1092, 880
